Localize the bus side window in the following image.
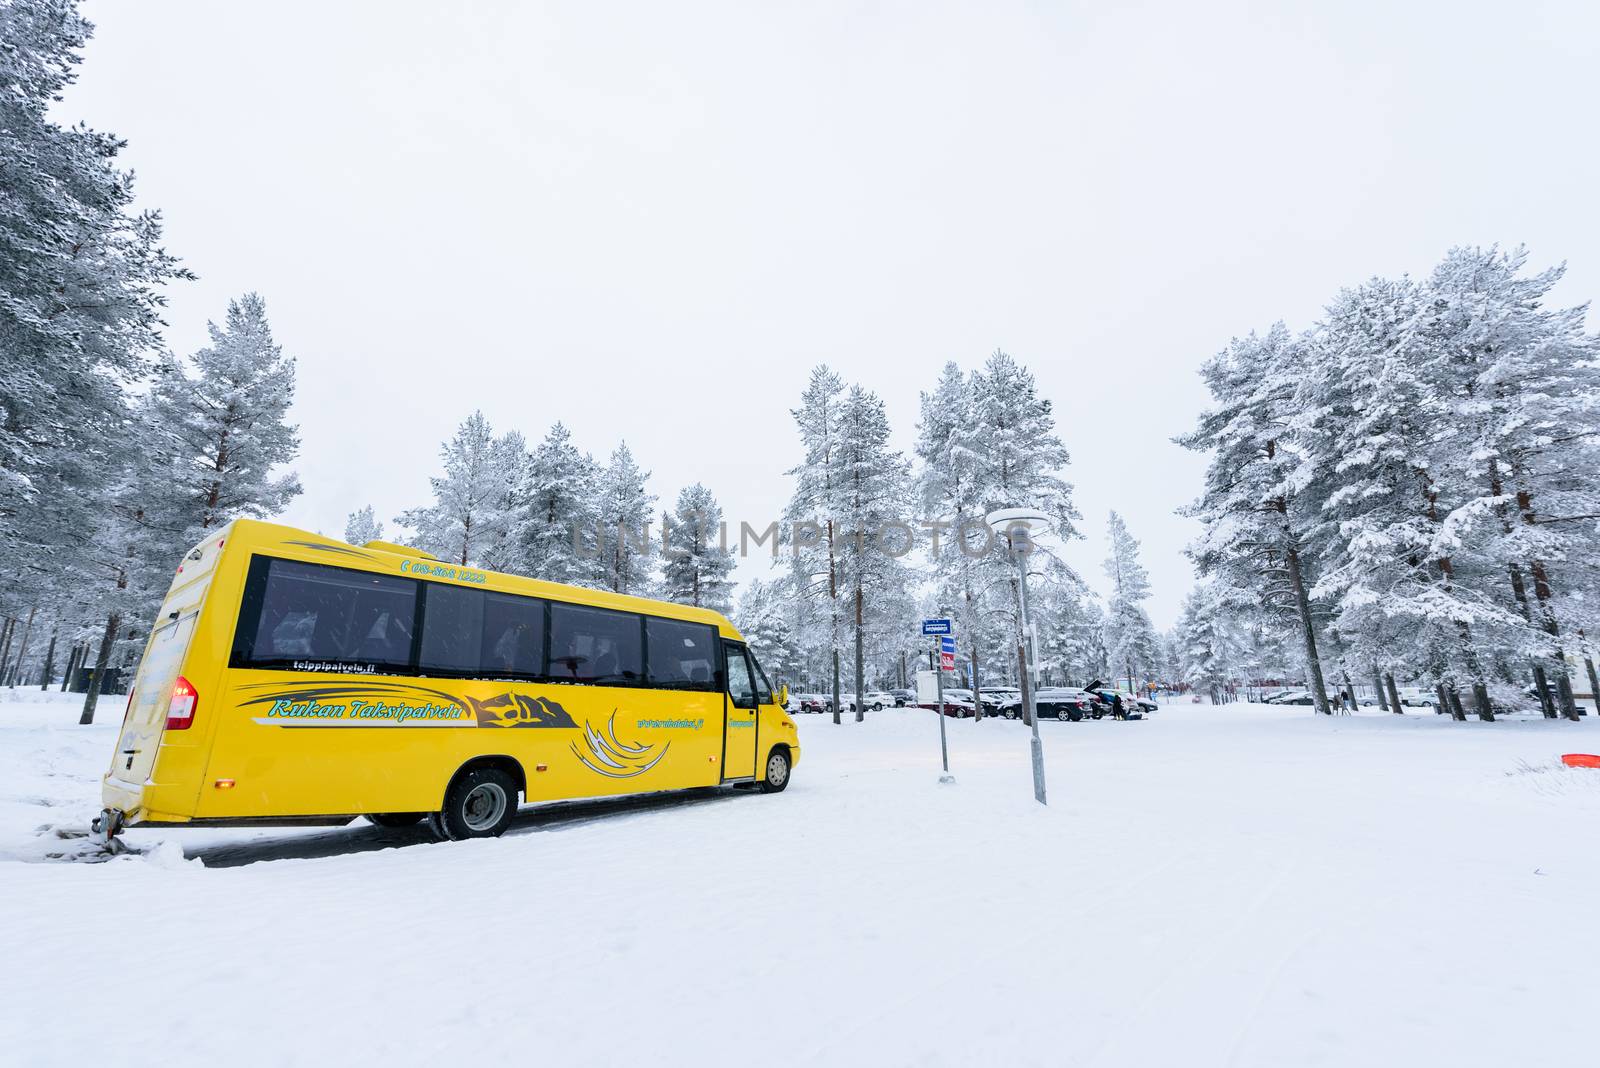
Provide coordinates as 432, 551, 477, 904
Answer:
748, 650, 774, 705
241, 559, 416, 669
481, 592, 544, 679
645, 618, 717, 689
725, 647, 756, 708
419, 584, 485, 675
549, 602, 643, 684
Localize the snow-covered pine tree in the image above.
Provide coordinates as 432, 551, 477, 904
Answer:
0, 0, 190, 568
661, 483, 735, 612
138, 294, 302, 541
594, 442, 656, 596
734, 576, 804, 687
915, 362, 996, 692
916, 351, 1081, 698
785, 366, 847, 721
1179, 325, 1334, 715
511, 423, 599, 586
1101, 511, 1159, 696
78, 293, 301, 722
344, 505, 384, 546
829, 385, 914, 721
1414, 246, 1600, 720
398, 411, 516, 567
1299, 276, 1519, 721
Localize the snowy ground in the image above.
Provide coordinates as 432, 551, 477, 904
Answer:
3, 690, 1598, 1067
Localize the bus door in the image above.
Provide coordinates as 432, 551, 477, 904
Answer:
722, 641, 758, 780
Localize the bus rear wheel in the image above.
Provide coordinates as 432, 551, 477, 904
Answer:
759, 749, 791, 793
429, 767, 518, 840
364, 812, 426, 828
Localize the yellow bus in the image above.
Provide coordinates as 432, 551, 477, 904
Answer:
95, 519, 798, 842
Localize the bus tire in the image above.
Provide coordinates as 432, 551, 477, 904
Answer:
364, 812, 426, 828
759, 748, 791, 793
431, 766, 518, 840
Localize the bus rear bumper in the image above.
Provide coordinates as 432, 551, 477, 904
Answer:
90, 808, 126, 845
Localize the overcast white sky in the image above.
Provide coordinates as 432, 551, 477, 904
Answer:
60, 0, 1600, 629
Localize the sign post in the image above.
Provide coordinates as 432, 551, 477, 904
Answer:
922, 619, 955, 780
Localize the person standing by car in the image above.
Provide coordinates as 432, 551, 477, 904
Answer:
1111, 692, 1125, 720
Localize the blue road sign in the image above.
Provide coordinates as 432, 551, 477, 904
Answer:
939, 636, 956, 654
921, 618, 953, 636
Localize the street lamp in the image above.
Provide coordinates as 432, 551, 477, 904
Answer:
986, 507, 1050, 806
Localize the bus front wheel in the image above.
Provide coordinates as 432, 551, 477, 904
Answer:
430, 767, 518, 840
759, 748, 791, 793
365, 812, 425, 828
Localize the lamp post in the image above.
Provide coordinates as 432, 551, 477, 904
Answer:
986, 507, 1049, 806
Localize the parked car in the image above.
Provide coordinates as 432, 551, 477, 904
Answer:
1274, 691, 1315, 706
839, 691, 894, 712
941, 688, 999, 716
790, 692, 829, 714
1395, 687, 1438, 710
1084, 680, 1156, 716
994, 687, 1098, 721
920, 693, 976, 718
980, 686, 1021, 709
888, 688, 915, 707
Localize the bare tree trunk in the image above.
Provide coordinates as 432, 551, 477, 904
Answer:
1471, 680, 1495, 722
0, 617, 15, 683
1514, 479, 1580, 721
40, 628, 57, 691
1446, 685, 1467, 721
1584, 649, 1600, 719
830, 650, 841, 726
1283, 544, 1331, 715
853, 587, 865, 723
7, 605, 36, 687
79, 612, 121, 726
1372, 668, 1389, 711
1530, 662, 1557, 718
1385, 673, 1403, 715
60, 643, 78, 692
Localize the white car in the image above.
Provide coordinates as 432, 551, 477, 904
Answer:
842, 691, 893, 712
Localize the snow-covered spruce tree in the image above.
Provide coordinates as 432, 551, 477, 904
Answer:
785, 366, 847, 720
397, 410, 517, 567
1178, 325, 1334, 715
1101, 511, 1159, 695
829, 386, 914, 721
594, 442, 656, 596
344, 505, 384, 546
510, 423, 599, 586
661, 483, 735, 612
1414, 246, 1600, 720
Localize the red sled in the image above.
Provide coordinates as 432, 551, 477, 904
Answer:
1560, 753, 1600, 769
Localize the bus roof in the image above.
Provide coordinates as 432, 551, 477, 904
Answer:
211, 518, 744, 639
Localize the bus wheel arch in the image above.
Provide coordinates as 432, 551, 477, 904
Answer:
759, 744, 792, 793
429, 756, 525, 840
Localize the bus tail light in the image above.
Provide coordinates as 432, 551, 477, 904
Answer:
166, 676, 198, 731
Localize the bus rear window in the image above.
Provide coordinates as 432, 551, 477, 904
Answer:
236, 559, 417, 671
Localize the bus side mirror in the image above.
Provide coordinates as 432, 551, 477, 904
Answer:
776, 684, 788, 707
